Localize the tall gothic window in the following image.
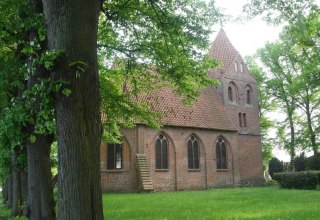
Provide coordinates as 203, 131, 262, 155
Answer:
228, 86, 233, 102
246, 89, 251, 104
107, 143, 122, 169
235, 61, 238, 72
216, 138, 227, 169
240, 63, 244, 72
156, 134, 168, 169
239, 112, 242, 127
228, 82, 239, 104
188, 136, 199, 169
243, 113, 247, 127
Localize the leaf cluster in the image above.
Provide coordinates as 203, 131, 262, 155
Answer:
98, 0, 223, 141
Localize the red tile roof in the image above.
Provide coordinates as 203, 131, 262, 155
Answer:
139, 87, 237, 131
209, 29, 239, 74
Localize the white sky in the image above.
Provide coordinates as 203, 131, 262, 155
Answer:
211, 0, 283, 57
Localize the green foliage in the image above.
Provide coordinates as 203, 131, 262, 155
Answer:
0, 0, 61, 182
245, 0, 320, 158
256, 14, 320, 156
306, 154, 320, 171
98, 0, 223, 141
293, 153, 307, 171
243, 0, 318, 24
268, 157, 284, 179
273, 171, 319, 190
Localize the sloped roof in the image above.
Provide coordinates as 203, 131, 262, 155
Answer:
139, 87, 237, 131
209, 29, 239, 71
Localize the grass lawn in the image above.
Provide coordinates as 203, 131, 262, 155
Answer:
103, 187, 320, 220
1, 186, 320, 219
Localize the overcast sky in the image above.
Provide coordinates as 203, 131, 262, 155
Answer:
211, 0, 283, 57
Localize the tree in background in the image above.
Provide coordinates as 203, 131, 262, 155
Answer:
244, 0, 320, 162
0, 0, 60, 218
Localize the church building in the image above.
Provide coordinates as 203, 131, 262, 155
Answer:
99, 29, 264, 192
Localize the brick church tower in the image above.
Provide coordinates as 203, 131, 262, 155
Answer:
209, 29, 264, 184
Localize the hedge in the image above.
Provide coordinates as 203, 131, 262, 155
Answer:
273, 171, 320, 190
269, 157, 284, 179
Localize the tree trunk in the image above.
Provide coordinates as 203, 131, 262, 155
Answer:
2, 178, 8, 205
11, 149, 22, 217
42, 1, 103, 219
20, 170, 28, 204
7, 174, 13, 207
26, 135, 56, 220
305, 102, 318, 155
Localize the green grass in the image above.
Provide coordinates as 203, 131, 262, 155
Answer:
103, 187, 320, 220
1, 187, 320, 219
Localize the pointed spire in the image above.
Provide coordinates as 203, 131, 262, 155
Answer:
209, 29, 239, 71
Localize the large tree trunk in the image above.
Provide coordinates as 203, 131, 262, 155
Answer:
26, 135, 56, 220
6, 174, 13, 207
42, 1, 103, 219
23, 1, 57, 219
20, 170, 28, 203
11, 149, 23, 217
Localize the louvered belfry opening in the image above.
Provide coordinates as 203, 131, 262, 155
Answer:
136, 154, 154, 191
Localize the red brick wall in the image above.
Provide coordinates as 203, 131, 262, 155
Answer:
142, 126, 241, 191
100, 137, 138, 192
238, 135, 264, 184
100, 125, 263, 191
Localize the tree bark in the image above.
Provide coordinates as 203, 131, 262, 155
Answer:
42, 1, 103, 219
20, 170, 28, 204
11, 148, 23, 217
305, 101, 318, 155
26, 135, 56, 220
7, 174, 13, 207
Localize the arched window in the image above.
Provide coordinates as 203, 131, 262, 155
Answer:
216, 138, 227, 169
228, 82, 239, 104
235, 61, 238, 72
240, 63, 244, 72
245, 85, 253, 105
107, 143, 122, 169
228, 86, 233, 102
239, 112, 242, 127
188, 136, 199, 169
156, 133, 168, 169
246, 89, 251, 104
243, 113, 247, 127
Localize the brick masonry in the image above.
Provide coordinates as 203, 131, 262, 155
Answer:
100, 29, 264, 192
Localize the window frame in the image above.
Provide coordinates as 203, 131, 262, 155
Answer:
216, 138, 227, 170
187, 135, 200, 170
228, 86, 233, 102
107, 143, 123, 170
243, 113, 247, 127
228, 82, 239, 104
155, 133, 169, 170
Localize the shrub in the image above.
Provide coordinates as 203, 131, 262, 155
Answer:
273, 171, 319, 190
293, 153, 306, 171
269, 157, 283, 179
306, 154, 320, 170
